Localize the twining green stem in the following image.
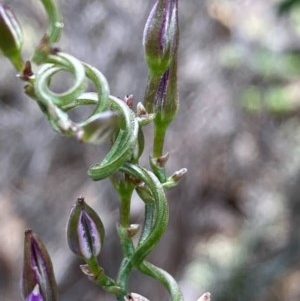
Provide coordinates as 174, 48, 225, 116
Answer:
109, 162, 169, 298
116, 227, 134, 299
138, 203, 155, 245
24, 48, 180, 300
88, 95, 139, 180
121, 163, 169, 265
113, 172, 135, 229
120, 196, 130, 228
35, 53, 87, 107
139, 261, 184, 301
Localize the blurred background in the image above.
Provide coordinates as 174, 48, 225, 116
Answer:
2, 0, 300, 300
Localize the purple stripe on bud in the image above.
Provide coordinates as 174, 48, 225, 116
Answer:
67, 197, 105, 260
143, 0, 178, 76
22, 230, 57, 301
78, 210, 102, 259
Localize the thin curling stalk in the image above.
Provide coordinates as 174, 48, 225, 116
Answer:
33, 0, 63, 63
39, 0, 63, 43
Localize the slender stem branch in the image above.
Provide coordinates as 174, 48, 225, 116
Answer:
153, 121, 168, 158
119, 185, 134, 228
139, 261, 184, 301
39, 0, 63, 43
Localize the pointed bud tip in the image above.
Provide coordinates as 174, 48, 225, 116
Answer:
172, 167, 188, 182
77, 196, 85, 204
126, 224, 140, 237
196, 292, 211, 301
124, 95, 134, 108
125, 292, 150, 301
24, 228, 32, 235
156, 152, 170, 167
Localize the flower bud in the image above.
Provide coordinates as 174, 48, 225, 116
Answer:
162, 168, 187, 189
25, 284, 44, 301
143, 0, 178, 76
150, 153, 169, 182
22, 230, 57, 301
0, 4, 23, 70
67, 197, 105, 260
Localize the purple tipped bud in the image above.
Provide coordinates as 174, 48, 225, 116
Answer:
22, 230, 57, 301
163, 168, 188, 189
171, 167, 188, 182
25, 284, 44, 301
0, 4, 23, 70
67, 197, 105, 260
143, 0, 178, 76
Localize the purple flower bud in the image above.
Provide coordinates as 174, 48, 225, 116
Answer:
143, 0, 178, 76
67, 197, 105, 260
0, 4, 23, 70
22, 230, 57, 301
25, 284, 44, 301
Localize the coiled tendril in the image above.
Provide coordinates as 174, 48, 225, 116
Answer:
30, 52, 139, 179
